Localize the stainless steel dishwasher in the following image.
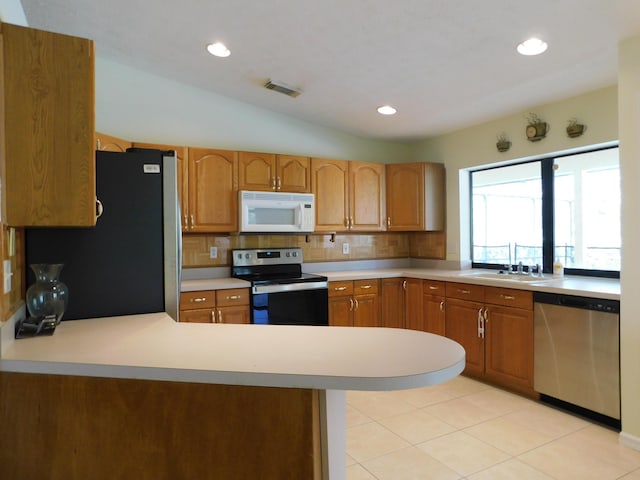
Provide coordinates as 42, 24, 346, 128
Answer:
534, 292, 620, 426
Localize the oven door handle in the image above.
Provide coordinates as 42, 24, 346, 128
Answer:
252, 281, 328, 294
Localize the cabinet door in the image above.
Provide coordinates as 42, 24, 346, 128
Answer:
311, 158, 349, 231
349, 161, 385, 231
96, 132, 131, 152
277, 155, 311, 192
134, 142, 189, 230
404, 278, 423, 331
423, 294, 446, 336
353, 293, 379, 327
238, 152, 276, 191
380, 278, 404, 328
329, 296, 353, 327
484, 305, 534, 388
188, 148, 238, 232
445, 298, 485, 376
4, 23, 96, 227
385, 163, 424, 231
180, 308, 215, 323
217, 306, 250, 324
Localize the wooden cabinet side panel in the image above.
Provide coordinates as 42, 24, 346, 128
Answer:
4, 24, 95, 226
0, 373, 321, 480
311, 158, 349, 231
424, 162, 446, 231
349, 161, 385, 231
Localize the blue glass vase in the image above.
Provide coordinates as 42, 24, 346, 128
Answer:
25, 264, 69, 325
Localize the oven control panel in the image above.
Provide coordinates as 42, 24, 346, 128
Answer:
232, 248, 303, 267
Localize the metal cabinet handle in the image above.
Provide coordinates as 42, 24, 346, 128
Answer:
360, 285, 372, 289
439, 301, 444, 312
276, 177, 281, 190
349, 216, 354, 229
271, 177, 276, 190
349, 298, 354, 311
217, 310, 222, 323
428, 286, 439, 290
211, 311, 215, 323
457, 289, 471, 295
387, 217, 391, 227
354, 298, 359, 310
190, 214, 195, 228
403, 280, 407, 290
183, 214, 188, 228
477, 308, 485, 339
500, 294, 516, 300
191, 297, 207, 303
95, 199, 104, 219
334, 286, 347, 291
226, 295, 241, 300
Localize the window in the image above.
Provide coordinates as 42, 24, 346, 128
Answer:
471, 146, 620, 277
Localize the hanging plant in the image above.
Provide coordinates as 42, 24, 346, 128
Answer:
496, 133, 511, 152
566, 118, 586, 138
525, 112, 548, 142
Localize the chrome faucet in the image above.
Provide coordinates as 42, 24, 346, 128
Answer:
517, 261, 524, 274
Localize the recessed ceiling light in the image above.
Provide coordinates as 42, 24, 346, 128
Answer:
207, 42, 231, 58
517, 37, 548, 56
377, 105, 397, 115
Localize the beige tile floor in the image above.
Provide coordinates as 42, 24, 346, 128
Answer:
346, 376, 640, 480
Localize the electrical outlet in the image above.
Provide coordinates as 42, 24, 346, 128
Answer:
342, 243, 350, 255
209, 247, 218, 259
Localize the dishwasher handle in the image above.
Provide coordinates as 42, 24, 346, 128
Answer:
533, 292, 619, 314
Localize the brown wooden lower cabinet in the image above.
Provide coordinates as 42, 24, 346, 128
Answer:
422, 280, 446, 335
444, 283, 535, 396
0, 372, 322, 480
179, 288, 250, 324
380, 278, 405, 328
328, 279, 379, 327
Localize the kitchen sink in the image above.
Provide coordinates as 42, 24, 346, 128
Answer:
460, 271, 553, 282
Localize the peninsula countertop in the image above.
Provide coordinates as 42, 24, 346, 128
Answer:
0, 313, 465, 391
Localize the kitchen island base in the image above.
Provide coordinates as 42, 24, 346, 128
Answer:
0, 372, 323, 479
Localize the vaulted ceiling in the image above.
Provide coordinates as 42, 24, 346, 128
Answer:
19, 0, 640, 140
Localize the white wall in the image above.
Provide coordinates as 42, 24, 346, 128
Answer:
409, 86, 618, 265
95, 57, 413, 164
619, 35, 640, 448
0, 0, 26, 25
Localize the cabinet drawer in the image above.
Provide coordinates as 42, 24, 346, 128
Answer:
446, 282, 485, 302
329, 281, 354, 297
485, 287, 532, 310
423, 280, 446, 295
353, 279, 378, 295
216, 288, 249, 307
180, 291, 215, 311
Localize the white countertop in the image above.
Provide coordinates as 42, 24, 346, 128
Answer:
182, 267, 620, 300
0, 313, 465, 391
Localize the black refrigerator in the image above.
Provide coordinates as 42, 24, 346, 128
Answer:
25, 148, 181, 321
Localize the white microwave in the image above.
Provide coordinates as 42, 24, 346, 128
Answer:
238, 190, 315, 233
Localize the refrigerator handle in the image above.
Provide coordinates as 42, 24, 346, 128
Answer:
95, 199, 104, 219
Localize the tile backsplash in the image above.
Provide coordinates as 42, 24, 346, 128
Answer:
182, 231, 445, 268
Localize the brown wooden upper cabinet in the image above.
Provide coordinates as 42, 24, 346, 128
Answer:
133, 142, 189, 231
96, 132, 132, 152
187, 148, 238, 232
311, 158, 385, 232
238, 152, 311, 192
385, 162, 445, 231
3, 23, 96, 226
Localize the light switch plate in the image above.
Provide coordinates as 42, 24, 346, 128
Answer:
3, 259, 12, 293
209, 247, 218, 259
342, 243, 350, 255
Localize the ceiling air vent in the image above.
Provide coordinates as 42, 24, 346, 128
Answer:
264, 79, 302, 98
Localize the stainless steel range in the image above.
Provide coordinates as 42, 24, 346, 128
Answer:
231, 247, 328, 326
